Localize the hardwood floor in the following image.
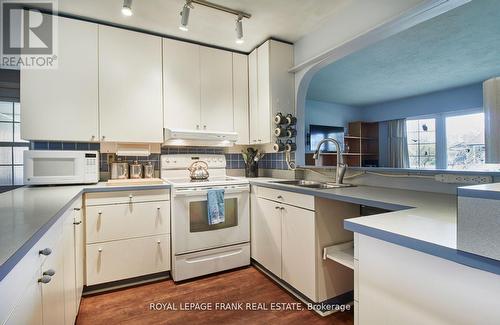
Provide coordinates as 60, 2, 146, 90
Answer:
77, 266, 353, 325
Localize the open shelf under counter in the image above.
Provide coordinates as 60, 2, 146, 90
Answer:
323, 241, 354, 270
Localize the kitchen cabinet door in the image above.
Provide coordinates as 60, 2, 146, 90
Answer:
200, 47, 233, 132
41, 236, 65, 325
233, 53, 249, 145
4, 271, 42, 325
63, 208, 78, 325
21, 15, 99, 142
251, 197, 282, 277
248, 49, 259, 144
99, 26, 163, 142
163, 39, 201, 130
257, 42, 271, 144
282, 204, 316, 301
74, 206, 84, 309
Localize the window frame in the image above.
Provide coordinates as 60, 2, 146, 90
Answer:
406, 114, 438, 169
0, 100, 29, 187
407, 107, 484, 170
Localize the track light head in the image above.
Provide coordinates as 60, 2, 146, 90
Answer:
179, 1, 192, 31
235, 16, 244, 44
121, 0, 133, 16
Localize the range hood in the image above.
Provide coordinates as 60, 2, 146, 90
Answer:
163, 128, 238, 147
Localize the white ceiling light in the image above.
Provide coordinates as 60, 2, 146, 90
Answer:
121, 0, 133, 16
235, 16, 244, 44
179, 1, 192, 32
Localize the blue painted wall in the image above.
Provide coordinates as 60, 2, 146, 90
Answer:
360, 83, 483, 122
305, 82, 484, 166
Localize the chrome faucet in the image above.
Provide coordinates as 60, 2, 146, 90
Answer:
312, 138, 347, 185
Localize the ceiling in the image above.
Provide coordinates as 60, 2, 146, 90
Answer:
42, 0, 348, 52
306, 0, 500, 106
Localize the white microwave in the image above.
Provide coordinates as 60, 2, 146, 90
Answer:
24, 150, 99, 185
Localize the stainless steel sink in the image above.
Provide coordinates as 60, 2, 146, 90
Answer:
271, 180, 355, 189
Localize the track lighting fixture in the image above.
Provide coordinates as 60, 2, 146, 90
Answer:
179, 1, 193, 32
121, 0, 133, 16
235, 16, 244, 44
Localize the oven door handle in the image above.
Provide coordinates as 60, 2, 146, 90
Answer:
174, 187, 249, 197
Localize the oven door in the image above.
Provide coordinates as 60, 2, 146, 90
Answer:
172, 184, 250, 254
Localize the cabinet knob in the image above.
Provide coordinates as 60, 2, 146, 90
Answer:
74, 207, 81, 211
157, 240, 161, 244
39, 248, 52, 256
43, 269, 56, 276
91, 135, 95, 140
275, 206, 281, 210
280, 207, 285, 210
196, 125, 200, 130
129, 194, 133, 199
277, 195, 283, 199
203, 125, 207, 130
38, 275, 52, 284
98, 210, 102, 215
98, 248, 103, 253
101, 136, 106, 140
73, 221, 82, 225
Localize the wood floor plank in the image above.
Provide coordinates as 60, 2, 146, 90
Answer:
76, 266, 353, 325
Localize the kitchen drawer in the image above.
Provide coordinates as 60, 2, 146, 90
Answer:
173, 243, 250, 281
85, 189, 169, 206
86, 234, 170, 285
257, 186, 314, 210
86, 201, 170, 243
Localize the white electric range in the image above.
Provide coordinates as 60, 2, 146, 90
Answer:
161, 154, 250, 281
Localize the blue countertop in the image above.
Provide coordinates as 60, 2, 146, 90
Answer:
0, 182, 170, 281
250, 179, 500, 275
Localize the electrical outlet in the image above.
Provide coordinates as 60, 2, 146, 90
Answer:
434, 174, 492, 184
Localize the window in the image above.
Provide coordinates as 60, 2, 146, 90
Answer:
0, 101, 29, 186
406, 118, 436, 169
446, 112, 485, 169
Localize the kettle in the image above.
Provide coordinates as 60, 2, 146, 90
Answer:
188, 161, 209, 180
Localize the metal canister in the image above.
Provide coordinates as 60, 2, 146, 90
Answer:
129, 160, 143, 179
111, 162, 129, 179
143, 161, 154, 178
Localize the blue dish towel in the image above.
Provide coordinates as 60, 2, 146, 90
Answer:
207, 189, 225, 225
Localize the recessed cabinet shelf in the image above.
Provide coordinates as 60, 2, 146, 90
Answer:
323, 241, 354, 270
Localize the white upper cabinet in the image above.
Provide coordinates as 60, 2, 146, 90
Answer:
248, 49, 259, 144
233, 53, 249, 145
249, 40, 294, 144
21, 15, 99, 142
163, 40, 237, 134
99, 26, 163, 143
200, 47, 233, 132
163, 39, 200, 130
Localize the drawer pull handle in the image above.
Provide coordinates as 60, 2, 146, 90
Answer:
43, 269, 55, 276
73, 221, 82, 225
157, 240, 161, 244
129, 194, 133, 199
280, 207, 285, 210
277, 195, 283, 199
39, 248, 52, 256
74, 207, 81, 211
38, 275, 52, 284
98, 248, 103, 253
275, 206, 280, 210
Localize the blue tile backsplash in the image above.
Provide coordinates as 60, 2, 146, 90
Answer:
30, 142, 291, 172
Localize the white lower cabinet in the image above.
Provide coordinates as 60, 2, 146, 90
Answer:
281, 204, 316, 301
1, 200, 84, 325
84, 190, 171, 286
4, 270, 43, 325
251, 196, 282, 277
251, 186, 358, 303
86, 235, 171, 285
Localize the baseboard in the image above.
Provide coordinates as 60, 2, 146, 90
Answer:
83, 271, 171, 295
